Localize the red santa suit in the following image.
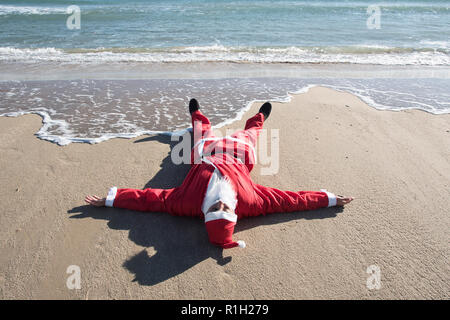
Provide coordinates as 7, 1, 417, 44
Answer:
105, 110, 336, 248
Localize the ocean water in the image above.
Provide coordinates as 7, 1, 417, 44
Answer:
1, 0, 449, 64
0, 0, 449, 144
1, 78, 449, 145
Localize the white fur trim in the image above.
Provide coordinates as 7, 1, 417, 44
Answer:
202, 171, 237, 214
204, 210, 237, 223
237, 240, 246, 248
194, 136, 257, 164
321, 189, 337, 207
105, 187, 117, 207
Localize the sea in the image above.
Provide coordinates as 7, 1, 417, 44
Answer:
0, 0, 449, 145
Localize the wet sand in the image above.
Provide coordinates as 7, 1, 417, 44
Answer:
0, 86, 449, 299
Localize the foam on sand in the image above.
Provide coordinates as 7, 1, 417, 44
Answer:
0, 78, 449, 145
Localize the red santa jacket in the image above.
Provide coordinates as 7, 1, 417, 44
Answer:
106, 151, 333, 219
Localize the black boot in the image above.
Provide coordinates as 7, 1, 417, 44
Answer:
189, 98, 200, 114
259, 102, 272, 121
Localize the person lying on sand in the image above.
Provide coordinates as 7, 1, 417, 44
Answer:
86, 99, 354, 249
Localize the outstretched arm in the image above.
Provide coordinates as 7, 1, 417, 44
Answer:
85, 186, 173, 212
253, 184, 353, 214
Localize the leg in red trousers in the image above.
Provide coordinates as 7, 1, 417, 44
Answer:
189, 101, 268, 170
229, 112, 265, 172
190, 110, 216, 165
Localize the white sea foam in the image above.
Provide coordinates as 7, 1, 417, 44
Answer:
1, 78, 448, 146
0, 5, 67, 15
0, 46, 449, 66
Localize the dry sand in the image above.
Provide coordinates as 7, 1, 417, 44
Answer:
0, 87, 449, 299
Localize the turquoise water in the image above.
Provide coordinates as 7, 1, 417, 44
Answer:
1, 0, 449, 64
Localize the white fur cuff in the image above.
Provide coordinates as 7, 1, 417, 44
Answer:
105, 187, 117, 207
321, 189, 337, 207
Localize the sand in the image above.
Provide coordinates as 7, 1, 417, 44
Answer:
0, 87, 449, 299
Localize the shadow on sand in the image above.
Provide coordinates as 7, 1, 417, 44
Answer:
68, 134, 342, 286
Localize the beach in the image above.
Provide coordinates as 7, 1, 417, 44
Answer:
1, 0, 449, 301
1, 86, 448, 299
